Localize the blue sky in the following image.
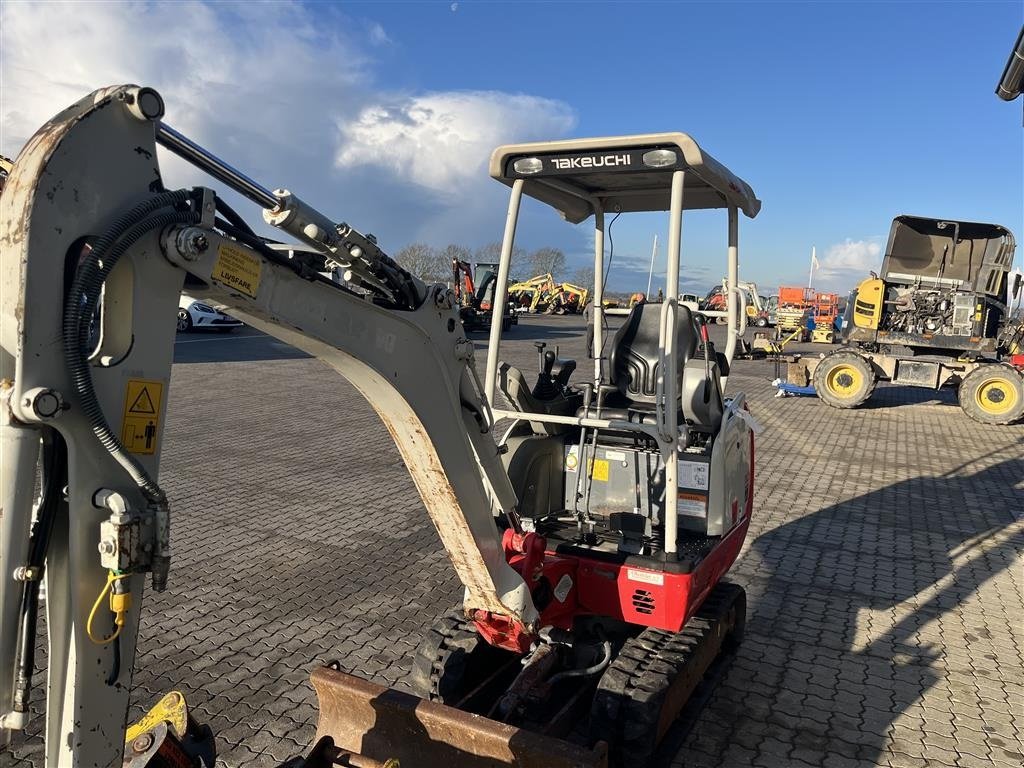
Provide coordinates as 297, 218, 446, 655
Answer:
2, 1, 1021, 294
345, 0, 1024, 292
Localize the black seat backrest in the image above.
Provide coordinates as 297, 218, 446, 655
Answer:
609, 303, 698, 410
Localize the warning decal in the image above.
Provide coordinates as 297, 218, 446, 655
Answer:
589, 458, 609, 482
212, 243, 262, 299
121, 379, 164, 455
677, 491, 708, 518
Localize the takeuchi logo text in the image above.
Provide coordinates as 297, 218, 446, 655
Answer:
550, 154, 631, 170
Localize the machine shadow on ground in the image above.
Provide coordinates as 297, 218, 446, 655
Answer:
677, 455, 1024, 767
861, 384, 959, 409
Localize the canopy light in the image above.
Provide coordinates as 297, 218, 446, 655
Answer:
513, 157, 544, 175
642, 149, 677, 168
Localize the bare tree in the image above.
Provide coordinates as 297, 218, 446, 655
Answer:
440, 243, 473, 269
475, 241, 529, 279
474, 242, 503, 264
571, 265, 595, 288
395, 243, 446, 283
529, 247, 566, 279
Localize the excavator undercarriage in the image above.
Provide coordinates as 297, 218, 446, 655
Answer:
0, 86, 761, 767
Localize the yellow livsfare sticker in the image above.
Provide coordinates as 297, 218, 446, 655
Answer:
212, 243, 262, 298
589, 458, 609, 482
121, 378, 164, 455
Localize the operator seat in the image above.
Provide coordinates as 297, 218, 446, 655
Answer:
609, 303, 696, 407
583, 303, 724, 431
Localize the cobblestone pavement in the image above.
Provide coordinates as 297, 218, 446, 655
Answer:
5, 315, 1023, 768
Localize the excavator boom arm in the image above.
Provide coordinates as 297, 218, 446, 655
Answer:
0, 85, 536, 766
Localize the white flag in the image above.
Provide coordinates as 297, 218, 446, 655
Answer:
811, 246, 820, 270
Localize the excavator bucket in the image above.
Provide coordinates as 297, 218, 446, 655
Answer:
305, 665, 608, 768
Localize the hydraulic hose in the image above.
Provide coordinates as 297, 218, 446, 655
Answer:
62, 191, 192, 502
62, 190, 199, 590
11, 431, 66, 716
214, 195, 256, 236
546, 638, 613, 686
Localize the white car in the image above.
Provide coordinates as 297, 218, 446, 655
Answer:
177, 294, 243, 332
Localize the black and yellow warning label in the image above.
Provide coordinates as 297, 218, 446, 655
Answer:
212, 243, 262, 299
121, 378, 164, 455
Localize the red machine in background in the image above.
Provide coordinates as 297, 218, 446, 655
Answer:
453, 258, 514, 331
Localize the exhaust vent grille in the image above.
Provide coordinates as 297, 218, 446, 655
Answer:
632, 589, 655, 615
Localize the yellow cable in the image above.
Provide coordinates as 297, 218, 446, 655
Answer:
87, 572, 131, 645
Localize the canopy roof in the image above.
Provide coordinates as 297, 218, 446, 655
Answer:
489, 133, 761, 223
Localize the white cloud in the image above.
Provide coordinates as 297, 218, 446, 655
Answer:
368, 22, 393, 46
0, 2, 367, 156
335, 92, 576, 195
0, 1, 576, 248
815, 238, 883, 289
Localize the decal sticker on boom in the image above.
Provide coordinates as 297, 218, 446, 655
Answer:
212, 243, 262, 299
121, 378, 164, 455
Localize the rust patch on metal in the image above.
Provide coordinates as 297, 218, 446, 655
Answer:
310, 665, 608, 768
374, 408, 509, 616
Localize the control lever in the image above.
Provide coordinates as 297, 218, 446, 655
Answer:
543, 351, 556, 377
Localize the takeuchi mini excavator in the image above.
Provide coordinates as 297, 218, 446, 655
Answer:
0, 86, 760, 768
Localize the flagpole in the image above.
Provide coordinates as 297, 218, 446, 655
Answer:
808, 245, 816, 290
646, 234, 658, 297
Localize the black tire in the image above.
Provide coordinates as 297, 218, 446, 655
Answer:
958, 363, 1024, 425
812, 350, 876, 409
755, 316, 768, 328
176, 309, 193, 332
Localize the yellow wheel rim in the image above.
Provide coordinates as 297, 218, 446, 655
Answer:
975, 376, 1019, 416
825, 363, 863, 398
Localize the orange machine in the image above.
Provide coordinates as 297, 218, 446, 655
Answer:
812, 292, 839, 327
775, 286, 814, 338
777, 286, 814, 308
453, 259, 476, 306
810, 292, 840, 343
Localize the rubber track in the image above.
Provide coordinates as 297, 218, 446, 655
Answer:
590, 583, 745, 768
409, 610, 480, 703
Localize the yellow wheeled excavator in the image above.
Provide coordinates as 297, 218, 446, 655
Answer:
0, 85, 760, 768
809, 216, 1023, 424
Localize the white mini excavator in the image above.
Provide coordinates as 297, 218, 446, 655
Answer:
0, 85, 760, 768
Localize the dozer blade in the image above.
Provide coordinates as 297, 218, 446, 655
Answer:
308, 665, 608, 768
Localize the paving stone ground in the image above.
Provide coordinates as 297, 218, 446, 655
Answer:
4, 314, 1023, 768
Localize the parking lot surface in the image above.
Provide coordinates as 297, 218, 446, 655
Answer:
5, 314, 1023, 768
